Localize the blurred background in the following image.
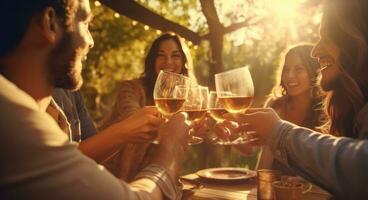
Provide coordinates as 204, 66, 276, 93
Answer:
83, 0, 322, 174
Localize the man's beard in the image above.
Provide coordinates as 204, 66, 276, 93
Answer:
47, 32, 83, 91
320, 75, 341, 92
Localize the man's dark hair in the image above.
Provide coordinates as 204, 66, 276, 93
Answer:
0, 0, 72, 57
321, 0, 368, 137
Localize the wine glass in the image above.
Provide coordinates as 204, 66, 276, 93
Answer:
153, 70, 190, 117
179, 85, 207, 145
193, 86, 209, 143
214, 66, 254, 144
208, 91, 228, 122
208, 91, 233, 145
199, 86, 209, 112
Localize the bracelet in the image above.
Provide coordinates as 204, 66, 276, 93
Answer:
134, 164, 182, 200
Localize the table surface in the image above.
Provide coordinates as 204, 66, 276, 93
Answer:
181, 173, 332, 200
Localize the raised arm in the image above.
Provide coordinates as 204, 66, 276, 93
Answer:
78, 79, 157, 163
225, 108, 368, 198
79, 107, 164, 163
270, 121, 368, 198
1, 91, 188, 199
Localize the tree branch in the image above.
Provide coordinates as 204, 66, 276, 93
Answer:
223, 17, 255, 33
200, 17, 262, 40
100, 0, 202, 44
100, 0, 272, 46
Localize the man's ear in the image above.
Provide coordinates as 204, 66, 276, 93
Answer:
40, 7, 61, 44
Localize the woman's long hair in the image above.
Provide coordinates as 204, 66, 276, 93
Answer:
141, 33, 195, 100
268, 44, 324, 130
321, 0, 368, 138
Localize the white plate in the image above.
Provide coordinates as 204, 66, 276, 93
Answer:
196, 167, 256, 181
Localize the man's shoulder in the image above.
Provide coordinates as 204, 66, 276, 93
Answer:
0, 92, 124, 198
0, 78, 126, 198
0, 75, 69, 145
0, 76, 39, 110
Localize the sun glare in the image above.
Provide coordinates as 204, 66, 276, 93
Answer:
273, 0, 301, 20
216, 0, 318, 46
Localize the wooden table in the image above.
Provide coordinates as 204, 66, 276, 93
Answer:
181, 173, 331, 200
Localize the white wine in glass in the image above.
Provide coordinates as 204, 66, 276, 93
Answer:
215, 66, 254, 113
208, 91, 229, 122
214, 66, 254, 144
208, 91, 234, 145
154, 98, 186, 117
179, 85, 208, 145
153, 70, 190, 117
218, 96, 253, 113
186, 86, 208, 122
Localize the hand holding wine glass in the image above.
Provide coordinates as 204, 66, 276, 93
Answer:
214, 66, 254, 145
152, 70, 190, 144
189, 86, 210, 138
209, 91, 229, 122
208, 91, 233, 145
179, 85, 207, 145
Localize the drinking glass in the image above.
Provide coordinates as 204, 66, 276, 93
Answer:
208, 91, 233, 145
179, 85, 207, 145
153, 70, 190, 117
214, 66, 254, 144
272, 178, 312, 200
208, 91, 228, 122
199, 86, 209, 113
257, 169, 281, 200
195, 86, 209, 143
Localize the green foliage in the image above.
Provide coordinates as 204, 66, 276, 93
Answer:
83, 3, 158, 120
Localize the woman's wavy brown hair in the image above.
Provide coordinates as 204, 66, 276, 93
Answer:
268, 44, 324, 130
320, 0, 368, 138
140, 32, 195, 101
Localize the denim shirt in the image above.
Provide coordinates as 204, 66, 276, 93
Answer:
52, 89, 97, 142
269, 103, 368, 199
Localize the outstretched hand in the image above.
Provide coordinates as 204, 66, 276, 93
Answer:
152, 112, 191, 179
157, 112, 190, 149
113, 106, 165, 143
191, 116, 210, 137
213, 108, 281, 146
223, 108, 282, 144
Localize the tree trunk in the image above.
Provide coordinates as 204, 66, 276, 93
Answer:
200, 0, 224, 89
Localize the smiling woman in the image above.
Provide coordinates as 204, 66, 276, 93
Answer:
265, 44, 324, 129
256, 44, 326, 175
100, 32, 197, 181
